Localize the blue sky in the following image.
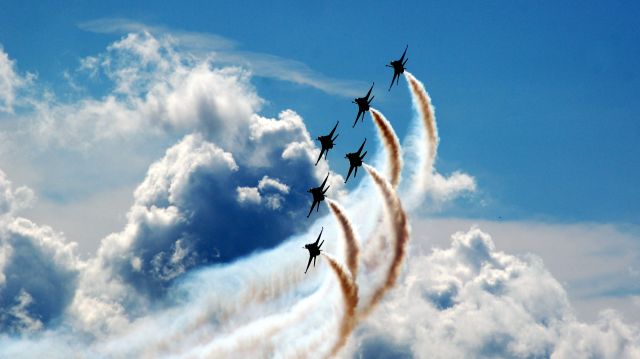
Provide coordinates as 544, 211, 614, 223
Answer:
0, 1, 640, 357
1, 1, 639, 225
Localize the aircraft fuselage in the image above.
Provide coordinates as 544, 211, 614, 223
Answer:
347, 153, 363, 168
310, 188, 325, 202
319, 136, 334, 150
391, 61, 405, 74
355, 98, 370, 112
305, 245, 321, 258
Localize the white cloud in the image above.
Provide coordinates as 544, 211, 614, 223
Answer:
0, 214, 80, 333
78, 18, 366, 97
353, 227, 640, 359
428, 171, 477, 203
0, 46, 33, 113
258, 176, 290, 194
0, 169, 35, 217
28, 32, 262, 150
264, 194, 285, 210
412, 218, 640, 323
3, 289, 43, 333
236, 186, 261, 205
235, 176, 290, 209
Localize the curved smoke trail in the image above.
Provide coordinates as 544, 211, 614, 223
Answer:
359, 164, 411, 318
144, 251, 309, 355
321, 253, 359, 357
404, 71, 439, 204
362, 108, 403, 269
406, 71, 439, 164
370, 108, 403, 187
193, 281, 334, 358
327, 199, 360, 279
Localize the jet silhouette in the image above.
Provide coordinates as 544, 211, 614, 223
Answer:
344, 139, 367, 183
303, 227, 324, 274
315, 121, 339, 166
307, 173, 330, 218
386, 45, 408, 91
352, 83, 374, 128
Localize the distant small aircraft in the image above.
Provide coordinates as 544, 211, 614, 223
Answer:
315, 121, 340, 166
307, 173, 330, 218
344, 139, 367, 183
352, 83, 375, 128
386, 45, 408, 91
303, 227, 324, 274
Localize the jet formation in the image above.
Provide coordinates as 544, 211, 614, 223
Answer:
386, 45, 408, 91
303, 46, 408, 272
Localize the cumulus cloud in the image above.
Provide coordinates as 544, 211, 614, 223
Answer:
74, 106, 334, 321
0, 31, 346, 340
0, 216, 80, 334
353, 227, 640, 358
30, 32, 262, 150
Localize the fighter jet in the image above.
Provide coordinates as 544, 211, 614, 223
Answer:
307, 173, 330, 218
344, 139, 367, 183
352, 83, 375, 128
303, 227, 324, 274
386, 45, 408, 91
315, 121, 339, 166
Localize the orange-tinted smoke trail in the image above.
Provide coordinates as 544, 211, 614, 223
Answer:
327, 199, 360, 279
154, 260, 307, 354
405, 71, 439, 165
321, 253, 359, 357
196, 282, 334, 358
369, 108, 403, 187
362, 108, 403, 268
359, 165, 411, 318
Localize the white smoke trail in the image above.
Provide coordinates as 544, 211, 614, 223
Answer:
402, 71, 439, 208
369, 108, 403, 188
359, 165, 411, 318
327, 199, 360, 279
362, 108, 404, 270
321, 253, 359, 357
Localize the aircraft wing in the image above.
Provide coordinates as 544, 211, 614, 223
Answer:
357, 138, 367, 155
345, 165, 354, 183
315, 227, 323, 244
307, 201, 317, 218
400, 45, 408, 62
328, 121, 339, 137
321, 172, 329, 189
305, 255, 313, 274
315, 149, 325, 166
365, 82, 374, 99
